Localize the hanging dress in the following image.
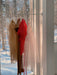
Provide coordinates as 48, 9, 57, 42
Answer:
17, 19, 27, 75
17, 19, 27, 55
24, 24, 40, 75
8, 20, 19, 63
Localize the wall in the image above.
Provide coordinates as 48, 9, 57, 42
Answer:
54, 43, 57, 74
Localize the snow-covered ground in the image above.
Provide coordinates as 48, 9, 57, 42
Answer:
1, 47, 17, 75
0, 42, 33, 75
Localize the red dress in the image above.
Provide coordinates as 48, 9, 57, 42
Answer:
17, 19, 27, 55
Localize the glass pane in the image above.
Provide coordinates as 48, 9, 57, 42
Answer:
0, 0, 40, 75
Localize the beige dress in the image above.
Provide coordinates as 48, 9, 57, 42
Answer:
8, 20, 19, 63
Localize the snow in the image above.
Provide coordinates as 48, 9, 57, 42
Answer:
0, 44, 33, 75
1, 49, 17, 75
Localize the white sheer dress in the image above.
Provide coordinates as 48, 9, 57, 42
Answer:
24, 24, 39, 75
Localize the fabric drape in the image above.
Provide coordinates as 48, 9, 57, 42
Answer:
8, 19, 39, 75
17, 19, 27, 55
8, 20, 19, 63
24, 24, 39, 75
